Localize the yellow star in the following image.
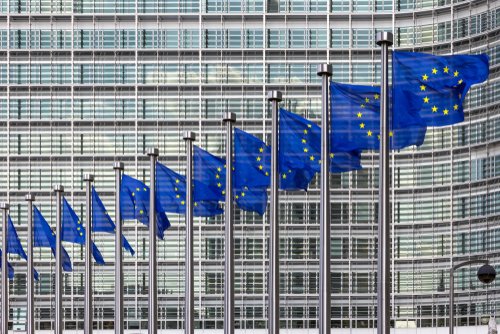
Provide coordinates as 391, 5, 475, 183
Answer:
235, 195, 239, 199
132, 192, 135, 197
453, 104, 458, 110
136, 187, 140, 191
217, 183, 221, 188
175, 179, 179, 183
181, 201, 185, 205
259, 147, 263, 153
256, 156, 261, 161
420, 85, 426, 91
258, 165, 263, 170
360, 104, 365, 108
77, 227, 81, 231
374, 94, 380, 100
307, 124, 311, 128
215, 174, 220, 179
330, 153, 334, 158
359, 123, 365, 129
389, 131, 393, 137
357, 112, 362, 118
432, 68, 438, 74
377, 134, 380, 140
458, 79, 463, 84
367, 130, 373, 137
80, 233, 83, 237
282, 174, 287, 179
265, 172, 269, 176
222, 190, 226, 195
301, 139, 306, 143
241, 192, 245, 197
139, 210, 144, 214
194, 202, 198, 207
303, 129, 308, 134
217, 167, 221, 172
365, 97, 370, 103
176, 194, 180, 198
432, 106, 438, 113
310, 156, 315, 161
423, 96, 429, 103
443, 109, 449, 115
454, 70, 459, 77
443, 66, 449, 73
303, 148, 308, 153
143, 188, 147, 191
422, 74, 428, 81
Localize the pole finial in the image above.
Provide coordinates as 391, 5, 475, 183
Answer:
25, 193, 35, 201
83, 174, 94, 182
223, 112, 236, 123
183, 131, 196, 141
53, 185, 64, 192
113, 161, 124, 170
317, 64, 332, 76
267, 90, 282, 102
376, 32, 394, 46
147, 148, 159, 157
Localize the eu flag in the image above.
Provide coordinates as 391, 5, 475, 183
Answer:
393, 51, 489, 127
194, 145, 268, 215
92, 187, 135, 256
0, 249, 14, 279
330, 82, 427, 151
234, 128, 270, 189
120, 174, 171, 239
156, 162, 223, 217
33, 206, 72, 272
279, 108, 362, 190
62, 197, 105, 265
7, 216, 39, 280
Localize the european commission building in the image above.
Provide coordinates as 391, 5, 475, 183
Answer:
0, 0, 499, 332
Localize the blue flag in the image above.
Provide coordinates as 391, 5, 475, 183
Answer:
279, 108, 362, 190
156, 163, 223, 217
7, 216, 39, 280
0, 249, 14, 280
330, 82, 427, 151
234, 128, 271, 189
62, 197, 105, 265
92, 187, 135, 256
194, 146, 268, 215
33, 206, 72, 272
393, 51, 489, 127
120, 174, 171, 239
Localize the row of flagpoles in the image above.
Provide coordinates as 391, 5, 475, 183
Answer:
0, 30, 490, 334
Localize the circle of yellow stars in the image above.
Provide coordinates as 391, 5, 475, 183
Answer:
420, 66, 462, 116
356, 93, 392, 139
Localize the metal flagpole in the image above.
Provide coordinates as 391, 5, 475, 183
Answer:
25, 194, 35, 334
113, 162, 125, 334
267, 90, 282, 334
183, 131, 196, 334
375, 31, 393, 334
223, 112, 236, 334
147, 148, 159, 334
53, 185, 64, 334
1, 202, 9, 334
317, 64, 332, 334
84, 174, 94, 334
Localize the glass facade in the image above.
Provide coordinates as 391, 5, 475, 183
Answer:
0, 0, 499, 331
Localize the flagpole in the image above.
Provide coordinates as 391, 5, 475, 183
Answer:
317, 64, 332, 334
1, 202, 9, 334
375, 31, 393, 334
223, 112, 236, 334
183, 131, 196, 334
84, 174, 94, 334
113, 162, 125, 334
25, 194, 35, 334
53, 185, 64, 334
267, 90, 282, 334
147, 148, 159, 334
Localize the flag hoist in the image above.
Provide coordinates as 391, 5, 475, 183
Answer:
84, 174, 95, 334
223, 112, 236, 334
25, 194, 35, 334
114, 161, 125, 334
1, 202, 9, 334
183, 132, 196, 334
376, 31, 393, 334
267, 90, 282, 334
318, 63, 333, 334
147, 148, 159, 334
53, 184, 64, 334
